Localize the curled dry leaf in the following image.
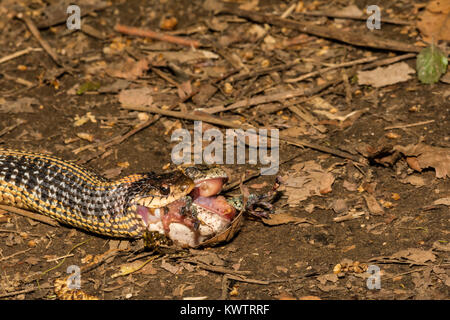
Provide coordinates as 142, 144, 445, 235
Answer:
394, 143, 450, 178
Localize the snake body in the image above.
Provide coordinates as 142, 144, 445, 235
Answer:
0, 149, 195, 238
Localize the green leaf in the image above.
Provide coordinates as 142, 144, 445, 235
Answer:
416, 45, 448, 84
76, 81, 101, 95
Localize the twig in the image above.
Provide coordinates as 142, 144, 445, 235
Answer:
121, 105, 241, 129
224, 274, 269, 285
230, 60, 301, 83
183, 259, 251, 277
0, 205, 58, 227
0, 285, 51, 298
285, 56, 380, 83
0, 119, 26, 138
0, 47, 43, 65
115, 24, 201, 48
299, 11, 411, 26
46, 254, 75, 263
333, 211, 365, 222
204, 88, 307, 114
0, 248, 32, 262
362, 53, 417, 70
18, 14, 61, 66
279, 134, 363, 163
384, 120, 435, 130
220, 7, 420, 53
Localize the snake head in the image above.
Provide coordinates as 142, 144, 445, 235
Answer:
130, 170, 194, 209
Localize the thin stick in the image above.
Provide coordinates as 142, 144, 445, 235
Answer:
0, 47, 43, 65
224, 274, 269, 285
0, 119, 26, 138
230, 60, 301, 83
18, 15, 61, 66
299, 11, 411, 26
121, 105, 241, 128
285, 56, 380, 83
0, 286, 46, 298
0, 248, 32, 262
384, 120, 435, 130
220, 7, 419, 53
361, 53, 416, 70
0, 205, 58, 227
204, 79, 338, 114
115, 24, 201, 48
204, 88, 307, 114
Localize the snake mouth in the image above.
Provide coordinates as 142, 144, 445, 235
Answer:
137, 176, 237, 247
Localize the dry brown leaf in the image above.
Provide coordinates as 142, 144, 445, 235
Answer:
392, 248, 436, 264
192, 84, 218, 105
317, 273, 338, 285
161, 259, 183, 274
363, 194, 384, 215
357, 62, 415, 88
416, 0, 450, 42
106, 57, 149, 80
394, 143, 450, 178
400, 175, 426, 187
433, 197, 450, 206
139, 263, 158, 275
279, 125, 310, 138
261, 212, 313, 226
337, 4, 363, 17
118, 87, 154, 108
282, 161, 335, 206
98, 79, 130, 93
343, 180, 358, 191
432, 241, 450, 252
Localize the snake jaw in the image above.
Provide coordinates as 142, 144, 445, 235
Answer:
135, 168, 238, 247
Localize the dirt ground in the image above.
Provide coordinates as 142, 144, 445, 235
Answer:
0, 0, 449, 300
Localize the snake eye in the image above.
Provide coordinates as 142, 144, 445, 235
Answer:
160, 184, 170, 195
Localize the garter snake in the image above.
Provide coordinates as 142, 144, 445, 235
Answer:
0, 149, 203, 238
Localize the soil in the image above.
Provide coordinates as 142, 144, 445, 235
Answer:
0, 0, 448, 300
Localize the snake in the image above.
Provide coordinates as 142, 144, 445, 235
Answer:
0, 149, 239, 247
